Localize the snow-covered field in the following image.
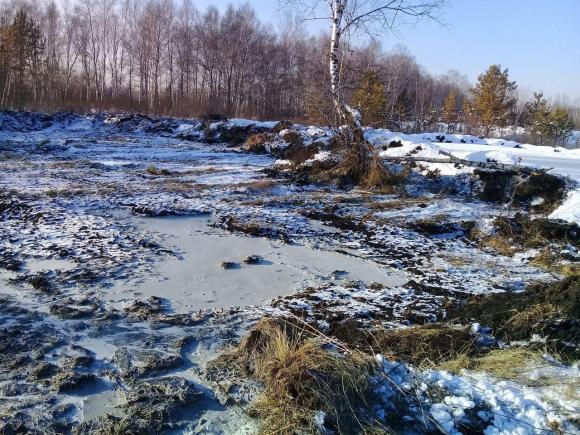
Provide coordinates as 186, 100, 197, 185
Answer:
365, 129, 580, 224
0, 111, 578, 434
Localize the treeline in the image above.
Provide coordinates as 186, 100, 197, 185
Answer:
0, 0, 464, 122
351, 64, 577, 144
0, 0, 578, 143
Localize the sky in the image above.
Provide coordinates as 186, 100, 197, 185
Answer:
194, 0, 580, 102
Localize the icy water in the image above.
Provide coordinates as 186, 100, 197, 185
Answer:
104, 215, 407, 312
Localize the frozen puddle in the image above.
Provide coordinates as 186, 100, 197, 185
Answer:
103, 216, 407, 312
27, 258, 77, 273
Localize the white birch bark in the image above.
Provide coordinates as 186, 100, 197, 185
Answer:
329, 0, 361, 128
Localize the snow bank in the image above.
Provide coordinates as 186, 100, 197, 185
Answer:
550, 189, 580, 224
209, 118, 278, 131
374, 355, 580, 434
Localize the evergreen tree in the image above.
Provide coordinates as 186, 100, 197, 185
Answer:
441, 91, 459, 132
6, 10, 44, 108
471, 64, 517, 135
547, 107, 574, 145
351, 70, 388, 127
391, 90, 412, 129
521, 92, 551, 143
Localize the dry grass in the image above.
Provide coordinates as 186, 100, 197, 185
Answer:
483, 235, 519, 256
211, 318, 378, 435
153, 180, 195, 192
146, 165, 172, 176
530, 249, 580, 277
440, 348, 545, 381
503, 303, 562, 340
469, 224, 519, 256
367, 197, 433, 211
368, 325, 477, 368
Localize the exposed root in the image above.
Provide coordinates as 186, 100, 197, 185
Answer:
295, 134, 405, 192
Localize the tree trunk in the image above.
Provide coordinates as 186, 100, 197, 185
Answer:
330, 0, 361, 130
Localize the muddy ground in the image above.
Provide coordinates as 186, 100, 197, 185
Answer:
0, 112, 578, 433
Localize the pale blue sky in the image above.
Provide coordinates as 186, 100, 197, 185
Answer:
194, 0, 580, 102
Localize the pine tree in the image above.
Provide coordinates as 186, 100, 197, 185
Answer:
547, 107, 574, 145
391, 90, 412, 129
441, 91, 458, 132
471, 65, 517, 136
351, 70, 388, 127
521, 92, 551, 143
7, 10, 44, 108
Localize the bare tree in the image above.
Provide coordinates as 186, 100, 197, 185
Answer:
280, 0, 444, 129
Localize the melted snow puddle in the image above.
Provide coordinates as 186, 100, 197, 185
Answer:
27, 258, 77, 273
80, 389, 122, 421
102, 216, 407, 312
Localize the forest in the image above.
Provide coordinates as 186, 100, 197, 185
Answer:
0, 0, 578, 144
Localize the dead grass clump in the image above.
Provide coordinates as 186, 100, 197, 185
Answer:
243, 133, 274, 154
440, 348, 544, 380
482, 234, 518, 256
494, 214, 579, 249
369, 325, 477, 367
157, 180, 195, 193
471, 214, 579, 257
409, 214, 463, 236
504, 304, 563, 341
368, 197, 432, 211
528, 248, 580, 277
451, 275, 579, 360
210, 318, 378, 434
468, 219, 519, 256
146, 165, 172, 176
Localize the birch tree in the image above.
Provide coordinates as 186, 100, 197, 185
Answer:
280, 0, 444, 129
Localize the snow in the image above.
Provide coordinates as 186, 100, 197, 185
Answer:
550, 190, 580, 223
303, 150, 334, 166
209, 118, 278, 130
375, 356, 580, 434
363, 127, 580, 224
1, 110, 578, 433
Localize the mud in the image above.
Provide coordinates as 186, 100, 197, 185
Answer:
1, 111, 577, 433
474, 169, 567, 212
451, 275, 580, 359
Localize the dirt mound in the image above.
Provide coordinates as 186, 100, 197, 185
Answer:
451, 276, 580, 359
242, 133, 275, 154
475, 169, 566, 213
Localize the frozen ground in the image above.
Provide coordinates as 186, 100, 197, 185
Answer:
0, 112, 578, 433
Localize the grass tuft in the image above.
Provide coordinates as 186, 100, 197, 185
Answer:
210, 318, 378, 434
146, 165, 172, 176
368, 324, 477, 367
440, 348, 545, 381
504, 303, 562, 340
